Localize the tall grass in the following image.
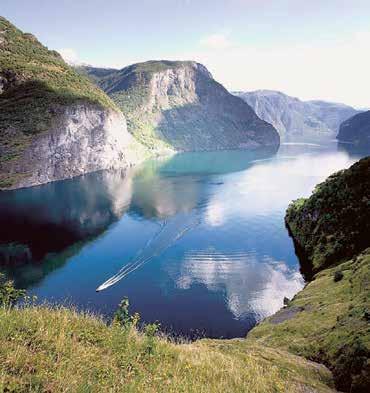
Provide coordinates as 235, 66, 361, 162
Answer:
0, 304, 335, 392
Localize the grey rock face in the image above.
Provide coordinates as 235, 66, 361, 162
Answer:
234, 90, 360, 141
2, 104, 145, 189
81, 61, 280, 152
0, 70, 21, 94
337, 110, 370, 146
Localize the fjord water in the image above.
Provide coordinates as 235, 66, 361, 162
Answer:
0, 142, 367, 338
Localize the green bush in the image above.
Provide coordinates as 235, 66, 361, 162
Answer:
113, 297, 140, 329
0, 272, 26, 307
333, 270, 344, 282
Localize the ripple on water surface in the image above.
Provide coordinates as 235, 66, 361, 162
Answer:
0, 143, 368, 337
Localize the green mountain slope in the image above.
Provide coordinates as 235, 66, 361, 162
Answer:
0, 16, 113, 153
0, 17, 144, 190
80, 61, 280, 152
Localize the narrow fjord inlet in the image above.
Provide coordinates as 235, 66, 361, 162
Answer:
0, 4, 369, 392
1, 143, 366, 338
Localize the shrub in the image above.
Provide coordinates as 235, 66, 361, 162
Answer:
334, 270, 344, 282
144, 322, 160, 355
113, 297, 140, 329
0, 272, 26, 307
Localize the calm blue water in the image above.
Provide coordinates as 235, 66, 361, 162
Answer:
0, 142, 367, 338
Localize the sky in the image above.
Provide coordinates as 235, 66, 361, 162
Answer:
1, 0, 370, 107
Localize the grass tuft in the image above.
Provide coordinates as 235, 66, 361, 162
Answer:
0, 305, 335, 392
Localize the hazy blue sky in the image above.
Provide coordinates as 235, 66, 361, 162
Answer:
2, 0, 370, 107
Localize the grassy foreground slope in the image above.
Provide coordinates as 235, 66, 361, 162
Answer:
0, 306, 334, 393
250, 157, 370, 393
250, 250, 370, 392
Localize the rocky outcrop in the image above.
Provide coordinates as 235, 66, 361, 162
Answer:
81, 61, 280, 152
234, 90, 359, 140
337, 110, 370, 147
1, 104, 144, 189
0, 70, 22, 94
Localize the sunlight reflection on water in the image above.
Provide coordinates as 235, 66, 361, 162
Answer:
0, 142, 367, 337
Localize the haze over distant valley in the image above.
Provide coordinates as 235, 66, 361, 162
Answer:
234, 90, 361, 141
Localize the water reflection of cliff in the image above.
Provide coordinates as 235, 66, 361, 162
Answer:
337, 141, 370, 158
0, 147, 278, 288
0, 170, 133, 285
129, 147, 278, 219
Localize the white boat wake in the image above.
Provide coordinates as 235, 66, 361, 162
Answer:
96, 212, 201, 291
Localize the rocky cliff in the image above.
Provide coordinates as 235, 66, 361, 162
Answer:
2, 103, 144, 189
337, 110, 370, 147
234, 90, 359, 140
80, 61, 280, 152
0, 17, 145, 190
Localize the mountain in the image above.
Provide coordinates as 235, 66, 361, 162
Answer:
251, 157, 370, 392
79, 61, 280, 152
337, 110, 370, 147
0, 17, 145, 190
234, 90, 360, 140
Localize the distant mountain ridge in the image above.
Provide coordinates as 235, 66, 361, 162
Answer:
233, 90, 360, 141
79, 61, 280, 152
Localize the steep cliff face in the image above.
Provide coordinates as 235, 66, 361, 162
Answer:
1, 104, 143, 189
0, 17, 145, 190
81, 61, 280, 152
234, 90, 359, 140
337, 110, 370, 147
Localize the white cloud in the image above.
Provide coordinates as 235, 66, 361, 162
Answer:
59, 30, 369, 107
177, 31, 370, 108
173, 250, 304, 320
58, 48, 80, 65
199, 33, 233, 50
205, 201, 226, 227
201, 150, 359, 222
